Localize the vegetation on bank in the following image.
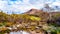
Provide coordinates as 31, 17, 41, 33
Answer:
0, 11, 60, 34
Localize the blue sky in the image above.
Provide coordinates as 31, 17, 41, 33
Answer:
0, 0, 60, 14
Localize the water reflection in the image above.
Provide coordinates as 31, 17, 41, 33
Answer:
9, 31, 30, 34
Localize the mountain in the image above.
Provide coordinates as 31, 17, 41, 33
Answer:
0, 9, 60, 34
24, 9, 42, 14
25, 8, 49, 15
24, 8, 60, 27
24, 8, 49, 22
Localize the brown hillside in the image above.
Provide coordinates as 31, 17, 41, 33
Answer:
25, 9, 49, 22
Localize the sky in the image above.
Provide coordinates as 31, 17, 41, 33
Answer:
0, 0, 60, 14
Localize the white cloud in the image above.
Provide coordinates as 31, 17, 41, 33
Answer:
0, 0, 60, 14
52, 2, 60, 6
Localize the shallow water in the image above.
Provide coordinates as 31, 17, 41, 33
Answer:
9, 31, 30, 34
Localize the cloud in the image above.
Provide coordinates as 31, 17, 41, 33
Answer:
0, 0, 60, 14
52, 2, 60, 6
